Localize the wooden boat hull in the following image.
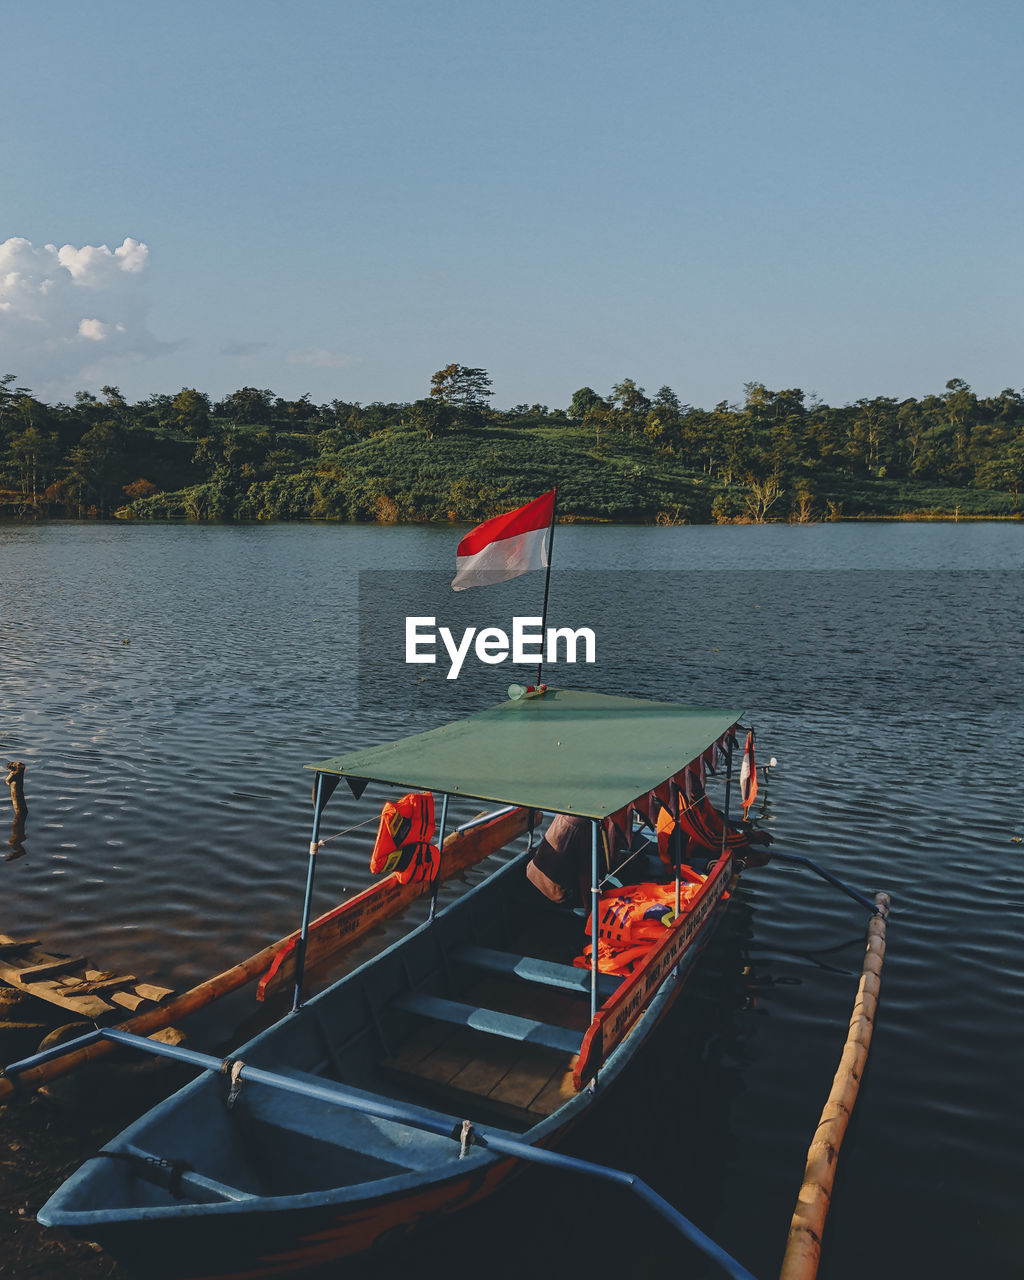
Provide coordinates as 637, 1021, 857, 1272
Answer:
40, 842, 733, 1278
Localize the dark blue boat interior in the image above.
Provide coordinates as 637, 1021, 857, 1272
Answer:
46, 831, 729, 1235
35, 809, 740, 1280
54, 848, 654, 1217
242, 851, 616, 1130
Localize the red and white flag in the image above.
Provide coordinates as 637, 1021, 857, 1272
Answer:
739, 730, 758, 815
451, 490, 556, 592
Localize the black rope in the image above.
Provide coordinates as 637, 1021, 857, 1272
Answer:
97, 1150, 191, 1199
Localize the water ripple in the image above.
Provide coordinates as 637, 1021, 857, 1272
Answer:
1, 523, 1022, 1279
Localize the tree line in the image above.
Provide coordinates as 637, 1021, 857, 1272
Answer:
1, 367, 1022, 523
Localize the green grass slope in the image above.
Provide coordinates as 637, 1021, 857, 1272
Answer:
115, 420, 1019, 524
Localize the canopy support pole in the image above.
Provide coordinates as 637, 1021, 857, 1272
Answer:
428, 792, 450, 923
671, 780, 683, 916
590, 818, 600, 1022
292, 772, 326, 1011
720, 736, 734, 862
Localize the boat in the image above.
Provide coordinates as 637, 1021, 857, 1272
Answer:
30, 688, 771, 1279
0, 803, 535, 1103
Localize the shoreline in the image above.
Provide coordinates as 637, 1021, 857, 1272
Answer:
1, 510, 1021, 528
1, 1092, 133, 1279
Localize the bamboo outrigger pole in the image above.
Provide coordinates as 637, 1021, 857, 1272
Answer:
778, 890, 891, 1280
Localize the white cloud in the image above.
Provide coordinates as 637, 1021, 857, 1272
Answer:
0, 235, 170, 396
79, 318, 109, 340
56, 236, 148, 284
286, 347, 361, 370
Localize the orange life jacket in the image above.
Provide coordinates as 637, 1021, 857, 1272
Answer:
655, 806, 708, 878
574, 879, 706, 976
575, 937, 654, 977
370, 792, 441, 885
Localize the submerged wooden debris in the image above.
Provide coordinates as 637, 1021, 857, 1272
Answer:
0, 936, 174, 1021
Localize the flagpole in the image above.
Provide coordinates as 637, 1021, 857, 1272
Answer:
536, 487, 558, 685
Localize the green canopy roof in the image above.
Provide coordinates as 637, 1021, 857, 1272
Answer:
307, 689, 742, 820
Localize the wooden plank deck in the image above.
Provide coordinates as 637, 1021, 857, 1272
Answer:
381, 1026, 577, 1129
378, 970, 585, 1129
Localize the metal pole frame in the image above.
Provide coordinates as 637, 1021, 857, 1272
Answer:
671, 776, 683, 916
292, 772, 326, 1011
720, 735, 734, 863
590, 818, 600, 1022
428, 792, 450, 923
770, 851, 882, 915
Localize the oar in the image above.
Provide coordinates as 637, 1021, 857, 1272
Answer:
768, 850, 881, 915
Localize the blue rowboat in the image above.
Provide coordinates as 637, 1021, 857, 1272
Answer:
32, 689, 768, 1279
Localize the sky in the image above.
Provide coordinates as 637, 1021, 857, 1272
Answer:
3, 0, 1022, 411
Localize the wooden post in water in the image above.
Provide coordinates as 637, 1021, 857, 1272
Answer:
5, 762, 27, 859
779, 890, 891, 1280
5, 762, 27, 820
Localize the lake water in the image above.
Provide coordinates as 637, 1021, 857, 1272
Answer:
1, 520, 1022, 1279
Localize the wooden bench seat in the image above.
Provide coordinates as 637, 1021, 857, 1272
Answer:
452, 943, 620, 1000
391, 991, 582, 1056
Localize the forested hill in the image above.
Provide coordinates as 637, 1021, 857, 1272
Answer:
1, 371, 1022, 524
